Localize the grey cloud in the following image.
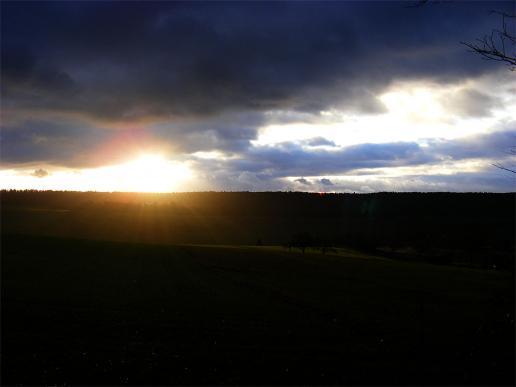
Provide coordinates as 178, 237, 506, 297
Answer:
304, 137, 337, 147
320, 178, 334, 186
31, 168, 49, 178
262, 111, 326, 125
443, 88, 498, 118
151, 111, 265, 154
189, 127, 516, 189
304, 170, 515, 193
1, 119, 115, 167
190, 166, 515, 194
428, 126, 516, 160
294, 178, 312, 185
0, 113, 261, 168
192, 141, 431, 179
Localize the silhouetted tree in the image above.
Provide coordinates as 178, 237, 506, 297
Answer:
461, 11, 516, 173
290, 232, 313, 254
462, 11, 516, 70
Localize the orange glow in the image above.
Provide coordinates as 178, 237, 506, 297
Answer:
0, 153, 193, 193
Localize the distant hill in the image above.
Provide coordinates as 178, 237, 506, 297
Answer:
1, 190, 514, 269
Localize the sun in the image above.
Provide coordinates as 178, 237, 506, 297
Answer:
0, 153, 193, 192
76, 153, 192, 192
105, 154, 191, 193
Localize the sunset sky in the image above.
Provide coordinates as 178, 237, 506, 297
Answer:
1, 1, 515, 192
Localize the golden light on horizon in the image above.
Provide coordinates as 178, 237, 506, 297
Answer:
0, 153, 193, 193
105, 154, 192, 193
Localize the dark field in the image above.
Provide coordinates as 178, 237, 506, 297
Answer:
1, 191, 515, 385
2, 234, 514, 385
2, 191, 514, 268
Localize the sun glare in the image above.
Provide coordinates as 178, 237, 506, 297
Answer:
379, 87, 444, 121
0, 154, 193, 193
107, 154, 191, 193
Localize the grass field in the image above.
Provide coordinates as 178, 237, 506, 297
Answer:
2, 234, 514, 385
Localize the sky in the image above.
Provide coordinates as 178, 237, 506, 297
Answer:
1, 0, 515, 193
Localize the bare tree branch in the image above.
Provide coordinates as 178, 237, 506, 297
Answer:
492, 163, 516, 174
461, 12, 516, 69
405, 0, 430, 8
405, 0, 452, 8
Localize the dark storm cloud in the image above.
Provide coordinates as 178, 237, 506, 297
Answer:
1, 47, 78, 95
2, 1, 511, 124
0, 119, 111, 167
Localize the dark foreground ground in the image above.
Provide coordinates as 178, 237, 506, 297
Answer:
2, 234, 514, 386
